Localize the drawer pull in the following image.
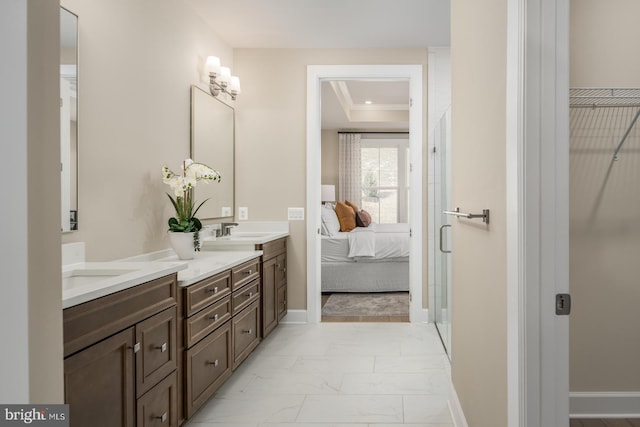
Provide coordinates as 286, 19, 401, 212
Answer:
129, 342, 141, 353
207, 286, 219, 293
245, 291, 253, 298
209, 313, 219, 322
155, 412, 168, 423
243, 269, 253, 275
155, 342, 168, 353
276, 263, 281, 268
242, 329, 252, 334
207, 359, 219, 367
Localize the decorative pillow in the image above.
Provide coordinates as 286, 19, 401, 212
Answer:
345, 200, 359, 212
355, 209, 372, 227
320, 204, 341, 236
334, 202, 356, 232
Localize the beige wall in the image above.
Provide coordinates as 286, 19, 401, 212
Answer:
60, 0, 233, 260
234, 48, 428, 310
451, 0, 508, 425
0, 0, 63, 403
569, 0, 640, 391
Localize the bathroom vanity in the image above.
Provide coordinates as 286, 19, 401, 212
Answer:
62, 228, 288, 427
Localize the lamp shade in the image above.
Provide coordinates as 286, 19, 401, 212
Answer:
205, 56, 221, 75
229, 76, 241, 94
321, 185, 336, 202
219, 66, 231, 85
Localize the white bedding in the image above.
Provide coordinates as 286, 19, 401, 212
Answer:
321, 223, 410, 262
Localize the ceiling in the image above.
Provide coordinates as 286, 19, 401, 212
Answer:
183, 0, 448, 130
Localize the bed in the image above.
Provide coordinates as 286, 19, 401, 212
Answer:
321, 223, 410, 293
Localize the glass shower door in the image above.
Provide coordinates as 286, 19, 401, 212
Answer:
433, 110, 452, 356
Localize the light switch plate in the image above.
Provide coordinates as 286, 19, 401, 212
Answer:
221, 206, 231, 217
238, 207, 249, 220
288, 207, 305, 220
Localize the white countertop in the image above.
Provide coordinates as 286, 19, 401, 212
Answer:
158, 250, 263, 287
62, 261, 188, 309
201, 231, 289, 249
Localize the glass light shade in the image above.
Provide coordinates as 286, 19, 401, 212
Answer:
229, 76, 241, 94
205, 56, 221, 75
321, 185, 336, 202
219, 66, 231, 85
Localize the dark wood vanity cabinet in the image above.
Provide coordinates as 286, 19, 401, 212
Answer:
63, 274, 179, 427
257, 238, 287, 337
182, 259, 261, 420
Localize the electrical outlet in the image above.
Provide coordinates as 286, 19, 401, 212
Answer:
221, 206, 231, 217
239, 207, 249, 220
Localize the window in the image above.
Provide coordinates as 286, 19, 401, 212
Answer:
360, 139, 410, 223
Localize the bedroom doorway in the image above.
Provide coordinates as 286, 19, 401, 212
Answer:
306, 65, 424, 324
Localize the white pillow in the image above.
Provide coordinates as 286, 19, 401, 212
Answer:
321, 205, 341, 236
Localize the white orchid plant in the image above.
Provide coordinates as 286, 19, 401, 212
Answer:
162, 159, 221, 248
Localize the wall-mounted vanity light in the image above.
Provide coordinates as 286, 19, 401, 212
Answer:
205, 56, 241, 100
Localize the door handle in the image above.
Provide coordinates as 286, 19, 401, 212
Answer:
439, 224, 452, 254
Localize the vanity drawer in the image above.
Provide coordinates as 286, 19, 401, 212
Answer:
231, 258, 261, 291
232, 300, 260, 370
258, 238, 286, 261
184, 271, 231, 317
185, 321, 232, 419
185, 296, 231, 348
231, 279, 260, 315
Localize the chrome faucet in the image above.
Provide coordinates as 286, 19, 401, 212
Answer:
220, 222, 238, 237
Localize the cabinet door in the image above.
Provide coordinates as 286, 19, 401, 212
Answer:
64, 328, 135, 427
232, 301, 260, 370
136, 371, 178, 427
136, 307, 177, 397
262, 257, 278, 338
185, 321, 232, 419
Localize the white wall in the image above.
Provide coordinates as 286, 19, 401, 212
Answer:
60, 0, 234, 260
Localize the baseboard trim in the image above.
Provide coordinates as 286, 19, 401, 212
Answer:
570, 392, 640, 418
280, 309, 307, 324
448, 382, 469, 427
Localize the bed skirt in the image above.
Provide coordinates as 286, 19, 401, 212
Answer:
321, 259, 409, 293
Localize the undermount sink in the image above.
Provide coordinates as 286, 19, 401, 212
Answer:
62, 268, 138, 290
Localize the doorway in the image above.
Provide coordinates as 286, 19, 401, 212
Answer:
306, 64, 424, 324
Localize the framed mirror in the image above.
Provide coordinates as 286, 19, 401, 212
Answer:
190, 85, 235, 219
60, 7, 78, 232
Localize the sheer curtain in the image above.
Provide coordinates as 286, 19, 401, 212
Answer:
338, 133, 362, 203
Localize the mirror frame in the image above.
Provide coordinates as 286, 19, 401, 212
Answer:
60, 6, 79, 232
190, 85, 235, 220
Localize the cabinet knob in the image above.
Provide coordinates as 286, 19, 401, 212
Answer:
209, 313, 219, 322
244, 269, 253, 275
246, 291, 253, 298
155, 412, 168, 423
207, 286, 219, 293
242, 328, 252, 334
129, 342, 141, 353
276, 263, 281, 268
207, 359, 219, 367
155, 343, 168, 353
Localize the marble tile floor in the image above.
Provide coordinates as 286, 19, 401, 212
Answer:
186, 322, 453, 427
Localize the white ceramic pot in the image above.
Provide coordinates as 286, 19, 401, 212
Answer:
168, 231, 196, 260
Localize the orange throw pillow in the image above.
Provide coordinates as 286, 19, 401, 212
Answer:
345, 200, 359, 212
334, 202, 356, 232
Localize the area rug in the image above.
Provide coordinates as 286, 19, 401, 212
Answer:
321, 292, 409, 317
